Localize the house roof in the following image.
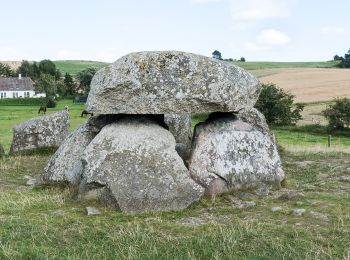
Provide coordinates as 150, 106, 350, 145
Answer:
0, 77, 34, 91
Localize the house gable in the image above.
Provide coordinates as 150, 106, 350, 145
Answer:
0, 77, 35, 92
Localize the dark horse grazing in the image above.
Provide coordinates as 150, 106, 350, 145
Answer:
81, 110, 94, 117
38, 106, 47, 114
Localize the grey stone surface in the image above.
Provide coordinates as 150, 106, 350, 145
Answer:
189, 115, 285, 197
236, 108, 271, 136
24, 176, 37, 186
271, 206, 282, 212
86, 51, 261, 114
227, 196, 256, 209
164, 113, 192, 163
81, 117, 204, 213
52, 209, 65, 217
86, 206, 101, 216
41, 117, 102, 184
278, 190, 305, 201
10, 111, 70, 154
0, 144, 4, 157
292, 208, 306, 216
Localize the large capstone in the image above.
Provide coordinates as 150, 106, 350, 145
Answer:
164, 114, 192, 163
80, 117, 204, 213
10, 111, 70, 154
189, 114, 285, 197
86, 51, 261, 114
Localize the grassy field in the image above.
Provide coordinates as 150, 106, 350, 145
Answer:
0, 100, 86, 152
0, 150, 349, 258
53, 60, 109, 75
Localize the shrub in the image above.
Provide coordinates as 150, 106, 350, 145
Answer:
323, 98, 350, 129
0, 97, 46, 106
46, 97, 57, 108
255, 83, 304, 126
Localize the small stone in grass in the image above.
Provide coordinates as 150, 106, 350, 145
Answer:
86, 206, 101, 216
292, 208, 306, 216
271, 206, 282, 212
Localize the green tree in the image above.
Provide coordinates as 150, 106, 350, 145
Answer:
39, 59, 61, 80
333, 54, 342, 61
323, 98, 350, 129
337, 49, 350, 68
255, 83, 304, 125
16, 60, 41, 80
76, 67, 97, 96
212, 50, 222, 60
63, 73, 77, 97
36, 74, 57, 107
240, 57, 246, 62
0, 63, 15, 77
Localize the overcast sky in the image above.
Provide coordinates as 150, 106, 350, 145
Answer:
0, 0, 349, 62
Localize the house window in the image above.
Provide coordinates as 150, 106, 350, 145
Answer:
1, 92, 3, 99
4, 92, 6, 98
24, 92, 30, 98
13, 92, 18, 98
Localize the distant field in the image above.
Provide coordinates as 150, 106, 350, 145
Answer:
260, 68, 350, 103
232, 61, 338, 70
0, 60, 109, 75
53, 60, 109, 75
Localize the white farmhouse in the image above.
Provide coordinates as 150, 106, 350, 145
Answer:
0, 74, 44, 98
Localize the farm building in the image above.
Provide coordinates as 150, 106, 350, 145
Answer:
0, 75, 44, 98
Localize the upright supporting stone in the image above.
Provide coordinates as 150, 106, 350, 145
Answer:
80, 117, 204, 213
189, 114, 285, 197
164, 114, 192, 163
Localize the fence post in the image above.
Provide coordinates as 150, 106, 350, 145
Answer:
328, 135, 332, 148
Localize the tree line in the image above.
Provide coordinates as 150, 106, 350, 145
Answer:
333, 48, 350, 68
0, 60, 97, 107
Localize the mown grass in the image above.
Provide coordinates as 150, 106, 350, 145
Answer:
53, 60, 109, 75
0, 151, 349, 259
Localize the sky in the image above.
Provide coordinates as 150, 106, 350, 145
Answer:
0, 0, 349, 62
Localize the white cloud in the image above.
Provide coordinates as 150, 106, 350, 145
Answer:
55, 50, 83, 60
230, 0, 296, 30
0, 46, 28, 61
321, 26, 346, 36
191, 0, 222, 3
246, 29, 290, 51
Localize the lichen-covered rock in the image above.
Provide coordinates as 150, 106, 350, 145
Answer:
10, 111, 70, 154
41, 118, 100, 184
0, 144, 5, 157
86, 51, 261, 114
189, 114, 285, 197
80, 117, 204, 213
236, 108, 270, 135
164, 114, 192, 163
41, 115, 124, 184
